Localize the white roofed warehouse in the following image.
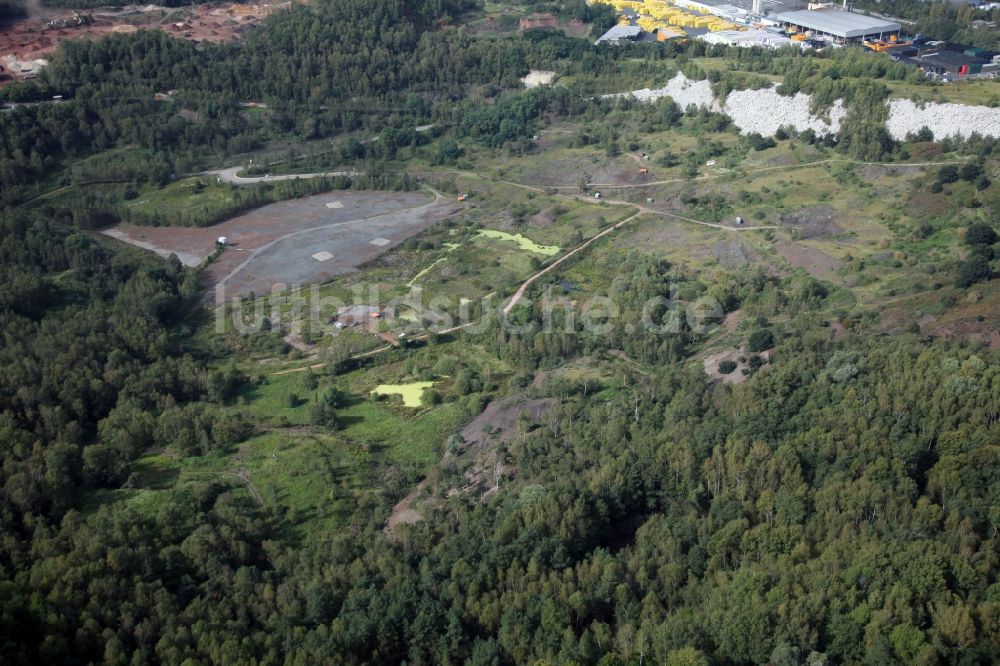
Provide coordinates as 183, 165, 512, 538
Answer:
595, 24, 643, 45
773, 8, 901, 43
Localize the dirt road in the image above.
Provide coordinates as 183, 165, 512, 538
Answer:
207, 166, 360, 185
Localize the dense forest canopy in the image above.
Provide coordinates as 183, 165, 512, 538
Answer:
0, 0, 25, 20
1, 0, 999, 663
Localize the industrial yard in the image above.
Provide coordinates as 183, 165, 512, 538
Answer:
592, 0, 1000, 80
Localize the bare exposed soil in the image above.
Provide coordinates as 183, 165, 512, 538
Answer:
386, 397, 557, 538
0, 1, 281, 76
712, 239, 757, 268
779, 205, 842, 239
776, 242, 841, 281
702, 347, 771, 385
460, 397, 556, 450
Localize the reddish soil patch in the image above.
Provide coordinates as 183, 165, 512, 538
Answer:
0, 2, 286, 86
616, 216, 713, 263
776, 242, 841, 281
386, 484, 426, 537
856, 164, 924, 181
765, 154, 797, 167
877, 286, 1000, 345
528, 209, 556, 228
519, 158, 593, 187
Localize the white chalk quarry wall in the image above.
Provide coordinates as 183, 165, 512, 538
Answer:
885, 98, 1000, 141
724, 87, 846, 137
605, 73, 722, 112
612, 73, 1000, 141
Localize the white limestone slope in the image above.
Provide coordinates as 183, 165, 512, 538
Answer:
724, 87, 847, 136
606, 72, 722, 112
609, 73, 1000, 141
885, 98, 1000, 141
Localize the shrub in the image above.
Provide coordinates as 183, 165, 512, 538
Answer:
965, 223, 997, 247
955, 256, 991, 289
747, 328, 774, 352
937, 165, 959, 184
959, 162, 983, 182
718, 360, 737, 374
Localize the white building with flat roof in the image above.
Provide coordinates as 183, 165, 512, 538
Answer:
701, 28, 799, 48
773, 8, 900, 41
595, 24, 643, 45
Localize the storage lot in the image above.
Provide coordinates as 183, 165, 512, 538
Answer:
103, 190, 455, 299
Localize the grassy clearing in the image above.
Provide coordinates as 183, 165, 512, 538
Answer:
883, 79, 1000, 107
124, 177, 243, 220
235, 431, 356, 534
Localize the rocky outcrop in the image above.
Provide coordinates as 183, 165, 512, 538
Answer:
724, 87, 846, 136
885, 98, 1000, 141
611, 72, 1000, 140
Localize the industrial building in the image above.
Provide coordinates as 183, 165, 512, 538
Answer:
700, 28, 799, 48
772, 7, 900, 42
595, 24, 643, 44
671, 0, 804, 17
886, 43, 1000, 79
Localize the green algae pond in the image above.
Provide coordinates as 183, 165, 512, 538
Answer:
371, 381, 437, 407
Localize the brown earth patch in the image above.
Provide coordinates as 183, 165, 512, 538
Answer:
906, 190, 952, 221
919, 290, 1000, 345
529, 209, 556, 228
856, 164, 924, 181
519, 158, 593, 187
779, 205, 842, 239
702, 347, 771, 385
460, 397, 557, 449
386, 484, 427, 537
776, 242, 841, 281
722, 309, 743, 332
712, 239, 757, 268
387, 396, 557, 538
616, 215, 713, 263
